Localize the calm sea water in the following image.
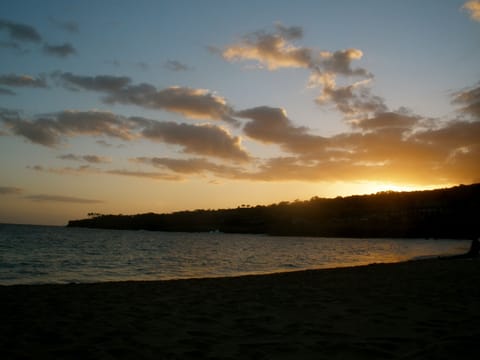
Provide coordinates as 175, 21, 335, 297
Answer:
0, 224, 470, 285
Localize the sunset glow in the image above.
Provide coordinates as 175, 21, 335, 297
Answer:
0, 0, 479, 225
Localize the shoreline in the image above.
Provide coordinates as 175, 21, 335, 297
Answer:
2, 257, 480, 359
0, 254, 460, 287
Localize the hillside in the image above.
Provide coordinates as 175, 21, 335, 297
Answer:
67, 183, 480, 239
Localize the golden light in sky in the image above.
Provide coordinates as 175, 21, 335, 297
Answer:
0, 1, 479, 225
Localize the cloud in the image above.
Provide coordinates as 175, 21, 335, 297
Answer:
275, 23, 303, 40
1, 109, 250, 162
221, 25, 314, 70
220, 24, 368, 78
316, 80, 387, 116
236, 106, 327, 154
53, 72, 131, 92
49, 18, 79, 33
25, 194, 103, 204
19, 108, 480, 186
43, 42, 76, 57
140, 120, 250, 161
1, 109, 137, 147
28, 164, 100, 176
452, 83, 480, 119
28, 162, 183, 181
96, 139, 113, 147
463, 0, 480, 21
0, 19, 42, 43
0, 41, 20, 49
227, 96, 480, 185
133, 157, 243, 177
0, 186, 23, 195
0, 41, 27, 54
106, 85, 237, 123
135, 62, 149, 71
165, 60, 191, 72
106, 169, 182, 181
58, 153, 111, 164
56, 72, 236, 123
0, 73, 47, 88
351, 111, 421, 132
0, 88, 16, 96
218, 24, 376, 117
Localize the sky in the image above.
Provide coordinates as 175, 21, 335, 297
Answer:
0, 0, 479, 225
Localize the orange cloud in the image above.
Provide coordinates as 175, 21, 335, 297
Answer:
218, 24, 375, 118
463, 0, 480, 21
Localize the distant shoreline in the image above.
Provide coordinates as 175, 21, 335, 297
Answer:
67, 183, 480, 240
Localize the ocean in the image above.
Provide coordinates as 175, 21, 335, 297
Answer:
0, 223, 470, 285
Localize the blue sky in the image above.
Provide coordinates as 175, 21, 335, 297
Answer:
1, 0, 479, 225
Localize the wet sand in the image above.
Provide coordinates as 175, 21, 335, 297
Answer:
1, 258, 479, 359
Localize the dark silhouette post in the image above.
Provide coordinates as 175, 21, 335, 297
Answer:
466, 238, 480, 258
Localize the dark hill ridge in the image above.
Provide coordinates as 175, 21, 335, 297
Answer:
68, 183, 480, 239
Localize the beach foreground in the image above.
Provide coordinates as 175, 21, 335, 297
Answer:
1, 258, 479, 359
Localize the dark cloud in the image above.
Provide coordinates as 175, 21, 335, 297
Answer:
1, 110, 136, 147
165, 60, 191, 72
0, 186, 23, 195
133, 157, 243, 177
1, 109, 250, 162
275, 23, 303, 40
105, 59, 121, 67
96, 139, 113, 147
0, 88, 16, 96
56, 72, 236, 123
58, 153, 111, 164
141, 120, 250, 162
322, 49, 369, 77
316, 81, 387, 116
43, 42, 76, 57
236, 106, 327, 154
28, 164, 99, 176
5, 117, 61, 146
25, 194, 103, 204
0, 19, 42, 43
136, 62, 149, 71
28, 162, 182, 181
49, 18, 79, 33
452, 83, 480, 119
105, 85, 237, 124
412, 119, 480, 152
0, 73, 47, 88
106, 169, 182, 181
352, 112, 420, 132
54, 72, 131, 92
27, 165, 45, 172
0, 41, 21, 49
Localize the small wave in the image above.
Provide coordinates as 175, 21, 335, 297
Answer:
281, 263, 300, 269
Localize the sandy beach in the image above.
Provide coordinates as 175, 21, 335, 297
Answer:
1, 258, 479, 359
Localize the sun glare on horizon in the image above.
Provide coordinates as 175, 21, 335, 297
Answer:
345, 182, 455, 197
